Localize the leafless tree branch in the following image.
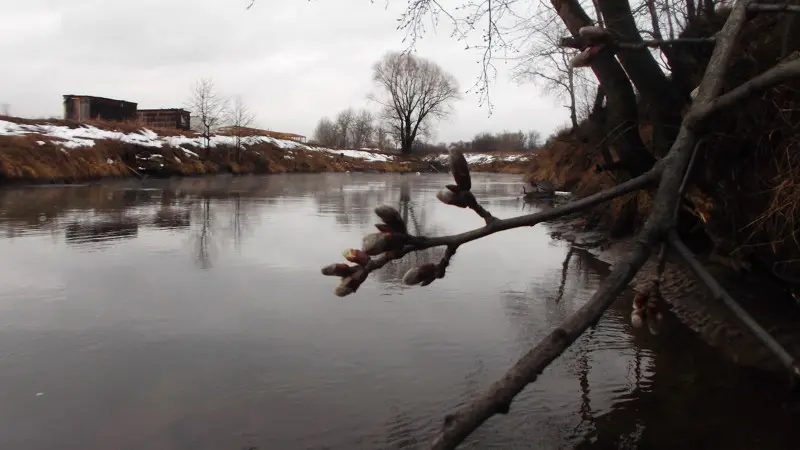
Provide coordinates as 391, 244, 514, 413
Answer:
689, 52, 800, 123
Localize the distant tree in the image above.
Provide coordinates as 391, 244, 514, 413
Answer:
186, 78, 228, 155
370, 52, 460, 154
374, 125, 390, 150
471, 132, 498, 153
313, 117, 339, 147
226, 95, 254, 162
350, 109, 375, 149
526, 130, 542, 150
335, 108, 356, 148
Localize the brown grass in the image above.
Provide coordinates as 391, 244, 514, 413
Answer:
0, 130, 437, 184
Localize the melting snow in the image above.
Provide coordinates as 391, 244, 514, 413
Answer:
0, 120, 532, 165
425, 152, 531, 165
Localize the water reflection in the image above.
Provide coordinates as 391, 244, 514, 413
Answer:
0, 173, 798, 450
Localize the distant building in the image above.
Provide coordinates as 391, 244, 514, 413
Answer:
137, 108, 191, 130
63, 95, 138, 122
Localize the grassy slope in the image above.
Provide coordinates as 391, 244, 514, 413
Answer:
0, 116, 536, 184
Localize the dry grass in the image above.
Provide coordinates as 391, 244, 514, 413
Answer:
0, 132, 435, 184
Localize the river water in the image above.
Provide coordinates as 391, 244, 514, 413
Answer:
0, 173, 797, 450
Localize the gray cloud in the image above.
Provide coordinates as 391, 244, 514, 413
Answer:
0, 0, 569, 142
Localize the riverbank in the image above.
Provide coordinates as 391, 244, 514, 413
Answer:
0, 117, 534, 184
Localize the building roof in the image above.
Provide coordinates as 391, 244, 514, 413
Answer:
137, 108, 190, 113
62, 94, 137, 104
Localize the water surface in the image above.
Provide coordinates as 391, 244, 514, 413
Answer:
0, 173, 797, 450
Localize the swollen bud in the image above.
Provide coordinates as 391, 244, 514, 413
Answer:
375, 223, 395, 233
362, 232, 392, 255
631, 309, 645, 329
335, 283, 355, 297
343, 248, 371, 266
402, 263, 438, 286
448, 149, 472, 191
374, 205, 408, 235
436, 188, 476, 208
436, 189, 456, 206
321, 263, 358, 277
632, 291, 647, 311
335, 266, 368, 297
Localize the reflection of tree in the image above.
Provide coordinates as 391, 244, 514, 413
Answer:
194, 197, 213, 270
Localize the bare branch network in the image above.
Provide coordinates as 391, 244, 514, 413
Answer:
318, 1, 800, 448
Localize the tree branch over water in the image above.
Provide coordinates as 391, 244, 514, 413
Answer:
313, 0, 800, 448
321, 148, 659, 296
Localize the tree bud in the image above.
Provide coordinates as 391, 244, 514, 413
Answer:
362, 232, 392, 255
343, 248, 371, 265
374, 205, 408, 235
448, 149, 472, 191
335, 266, 367, 297
402, 263, 438, 286
362, 231, 407, 256
436, 188, 475, 208
321, 263, 358, 277
631, 309, 645, 329
335, 283, 355, 297
632, 291, 648, 310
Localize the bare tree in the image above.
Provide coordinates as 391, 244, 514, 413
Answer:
374, 124, 392, 151
351, 109, 375, 149
334, 108, 356, 148
186, 78, 228, 156
370, 51, 461, 155
526, 130, 542, 149
313, 117, 339, 147
512, 8, 597, 130
226, 95, 254, 162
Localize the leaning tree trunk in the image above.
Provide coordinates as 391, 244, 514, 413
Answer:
551, 0, 656, 177
597, 0, 687, 158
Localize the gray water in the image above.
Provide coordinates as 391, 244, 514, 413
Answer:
0, 173, 797, 450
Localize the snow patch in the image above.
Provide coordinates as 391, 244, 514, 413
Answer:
0, 119, 396, 162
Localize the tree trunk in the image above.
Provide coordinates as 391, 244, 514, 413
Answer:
401, 117, 413, 154
686, 0, 696, 21
568, 66, 579, 129
550, 0, 655, 177
597, 0, 685, 157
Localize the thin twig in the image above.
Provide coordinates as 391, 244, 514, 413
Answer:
667, 230, 800, 381
360, 168, 660, 277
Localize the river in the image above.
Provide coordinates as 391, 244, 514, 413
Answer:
0, 173, 797, 450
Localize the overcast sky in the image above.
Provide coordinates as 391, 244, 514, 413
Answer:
0, 0, 568, 143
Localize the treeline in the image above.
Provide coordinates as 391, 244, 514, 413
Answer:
312, 107, 391, 150
409, 130, 543, 154
313, 109, 545, 154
